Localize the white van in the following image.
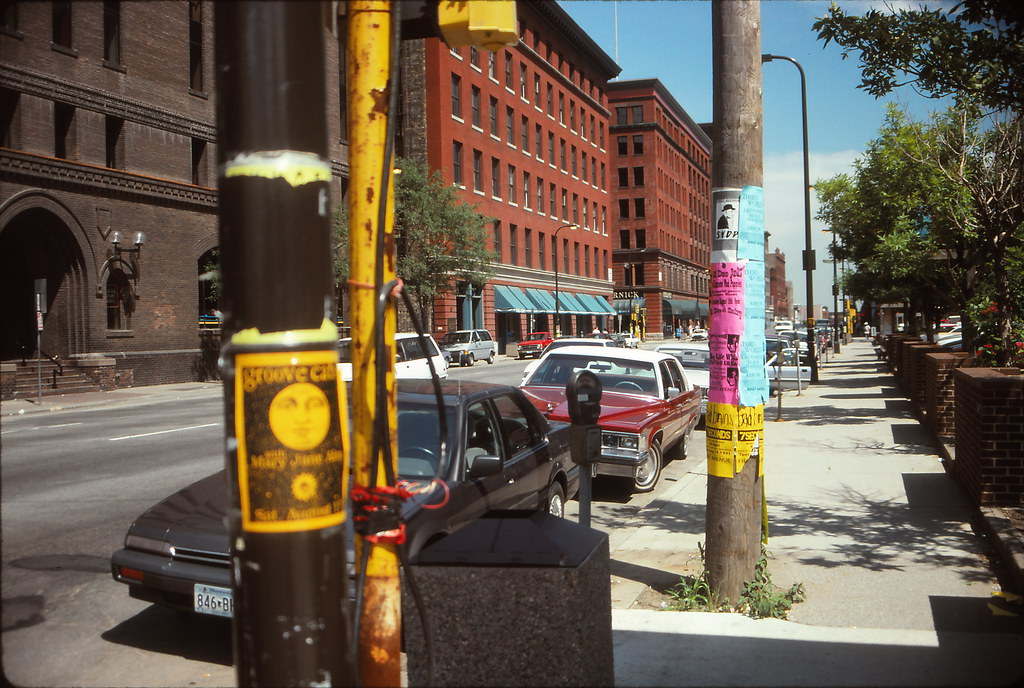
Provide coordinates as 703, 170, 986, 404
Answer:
440, 329, 497, 366
337, 332, 448, 382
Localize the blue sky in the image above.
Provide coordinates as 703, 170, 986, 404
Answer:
561, 0, 953, 311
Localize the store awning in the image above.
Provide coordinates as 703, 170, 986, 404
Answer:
524, 288, 556, 312
578, 293, 617, 315
698, 301, 709, 317
554, 291, 588, 315
493, 284, 535, 313
613, 298, 645, 313
665, 298, 700, 318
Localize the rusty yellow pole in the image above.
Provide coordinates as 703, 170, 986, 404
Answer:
346, 2, 400, 686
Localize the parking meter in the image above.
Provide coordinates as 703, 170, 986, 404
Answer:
566, 370, 602, 528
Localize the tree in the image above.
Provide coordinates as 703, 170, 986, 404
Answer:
813, 0, 1024, 113
334, 157, 495, 329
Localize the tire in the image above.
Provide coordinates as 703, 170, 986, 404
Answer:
486, 351, 495, 364
465, 353, 475, 366
677, 428, 691, 459
633, 440, 662, 493
546, 481, 566, 518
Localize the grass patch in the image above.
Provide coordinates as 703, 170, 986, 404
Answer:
665, 542, 806, 619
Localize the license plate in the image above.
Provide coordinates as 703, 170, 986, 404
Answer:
194, 583, 233, 618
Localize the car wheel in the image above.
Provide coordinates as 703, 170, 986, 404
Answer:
486, 351, 495, 364
545, 482, 566, 518
633, 440, 662, 493
677, 428, 691, 458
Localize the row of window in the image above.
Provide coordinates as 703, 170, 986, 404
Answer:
493, 220, 609, 279
451, 141, 609, 234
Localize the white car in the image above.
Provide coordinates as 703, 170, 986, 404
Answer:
689, 327, 708, 341
656, 343, 709, 416
520, 337, 621, 383
766, 348, 811, 392
618, 332, 641, 348
337, 332, 448, 382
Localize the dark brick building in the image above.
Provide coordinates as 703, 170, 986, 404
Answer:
766, 247, 791, 323
607, 79, 711, 340
1, 1, 347, 391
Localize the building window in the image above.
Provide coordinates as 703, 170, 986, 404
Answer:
507, 164, 516, 202
1, 89, 19, 149
54, 102, 75, 160
489, 96, 498, 136
559, 139, 566, 170
535, 124, 543, 160
524, 228, 533, 267
562, 238, 569, 273
546, 84, 553, 116
504, 51, 513, 89
558, 92, 565, 124
192, 138, 207, 185
473, 149, 483, 191
508, 224, 518, 265
103, 0, 121, 66
533, 74, 541, 105
549, 182, 556, 216
3, 2, 19, 32
633, 134, 644, 154
634, 198, 645, 218
493, 220, 502, 261
584, 242, 590, 276
471, 86, 481, 127
582, 152, 588, 182
451, 74, 462, 119
469, 46, 479, 68
570, 145, 577, 176
617, 168, 629, 188
105, 115, 124, 168
618, 199, 630, 219
521, 115, 529, 152
635, 229, 646, 248
616, 107, 628, 126
505, 105, 514, 144
491, 157, 501, 197
536, 177, 544, 213
519, 63, 528, 99
573, 242, 580, 275
452, 141, 464, 185
547, 132, 555, 162
189, 1, 203, 91
561, 189, 568, 220
590, 115, 596, 142
570, 100, 577, 131
523, 171, 530, 208
488, 51, 496, 80
538, 231, 546, 270
52, 0, 72, 49
620, 230, 630, 249
572, 193, 579, 224
631, 105, 643, 122
617, 136, 628, 155
633, 167, 645, 186
106, 270, 133, 330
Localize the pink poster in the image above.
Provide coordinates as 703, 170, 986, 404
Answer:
708, 263, 744, 405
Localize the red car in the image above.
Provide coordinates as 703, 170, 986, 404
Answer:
516, 331, 555, 359
520, 346, 701, 492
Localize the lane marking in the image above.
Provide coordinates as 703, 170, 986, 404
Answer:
110, 423, 220, 441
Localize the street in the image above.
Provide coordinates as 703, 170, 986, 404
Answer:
1, 356, 696, 686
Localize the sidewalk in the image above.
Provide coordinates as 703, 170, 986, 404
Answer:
608, 340, 1024, 687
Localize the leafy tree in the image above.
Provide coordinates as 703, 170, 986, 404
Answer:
333, 157, 495, 329
813, 0, 1024, 113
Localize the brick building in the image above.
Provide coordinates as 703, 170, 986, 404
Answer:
765, 247, 791, 323
1, 2, 347, 390
607, 79, 712, 341
398, 1, 621, 352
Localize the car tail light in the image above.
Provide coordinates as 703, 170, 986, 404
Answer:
118, 566, 145, 582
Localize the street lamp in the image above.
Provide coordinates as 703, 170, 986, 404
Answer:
822, 228, 841, 354
552, 223, 578, 337
762, 53, 817, 382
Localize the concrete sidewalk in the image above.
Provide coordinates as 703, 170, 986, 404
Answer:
608, 339, 1024, 687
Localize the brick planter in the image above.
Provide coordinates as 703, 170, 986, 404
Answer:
952, 367, 1024, 506
902, 342, 946, 406
924, 351, 972, 439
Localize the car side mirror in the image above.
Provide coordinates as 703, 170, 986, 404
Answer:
666, 386, 681, 399
468, 454, 501, 479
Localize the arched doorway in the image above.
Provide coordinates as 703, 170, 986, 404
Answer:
0, 206, 88, 361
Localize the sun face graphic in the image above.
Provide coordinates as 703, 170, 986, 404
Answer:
268, 382, 330, 451
291, 472, 318, 502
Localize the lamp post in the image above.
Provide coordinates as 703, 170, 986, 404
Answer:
823, 228, 841, 353
762, 53, 817, 382
552, 223, 577, 337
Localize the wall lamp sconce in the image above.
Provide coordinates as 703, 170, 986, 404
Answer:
97, 230, 146, 299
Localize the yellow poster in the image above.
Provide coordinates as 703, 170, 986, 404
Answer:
735, 405, 764, 474
705, 402, 737, 478
234, 350, 348, 533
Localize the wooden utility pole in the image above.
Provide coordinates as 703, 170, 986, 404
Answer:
705, 0, 765, 604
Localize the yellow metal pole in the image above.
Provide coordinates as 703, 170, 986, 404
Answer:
346, 2, 400, 685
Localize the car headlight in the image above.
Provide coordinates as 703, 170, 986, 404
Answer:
601, 431, 646, 453
125, 534, 173, 556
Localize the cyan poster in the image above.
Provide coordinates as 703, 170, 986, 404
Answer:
738, 186, 764, 261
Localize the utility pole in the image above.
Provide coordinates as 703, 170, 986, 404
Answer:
705, 0, 765, 604
215, 3, 352, 685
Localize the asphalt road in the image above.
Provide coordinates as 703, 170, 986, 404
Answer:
1, 356, 691, 687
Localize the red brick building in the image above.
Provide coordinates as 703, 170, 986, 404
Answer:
399, 1, 621, 352
765, 247, 792, 323
607, 79, 712, 340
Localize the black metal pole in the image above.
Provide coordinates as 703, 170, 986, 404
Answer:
215, 3, 352, 685
762, 54, 817, 382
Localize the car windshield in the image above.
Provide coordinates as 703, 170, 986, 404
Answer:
671, 352, 710, 370
397, 406, 456, 479
524, 333, 547, 341
443, 332, 471, 345
527, 353, 658, 395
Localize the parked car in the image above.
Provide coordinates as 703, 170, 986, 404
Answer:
766, 347, 812, 392
110, 381, 578, 619
617, 332, 641, 348
656, 342, 710, 417
520, 346, 701, 493
774, 319, 793, 332
515, 331, 555, 359
441, 329, 497, 366
337, 332, 447, 382
689, 327, 708, 341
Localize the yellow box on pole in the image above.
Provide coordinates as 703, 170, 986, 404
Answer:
438, 0, 518, 51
